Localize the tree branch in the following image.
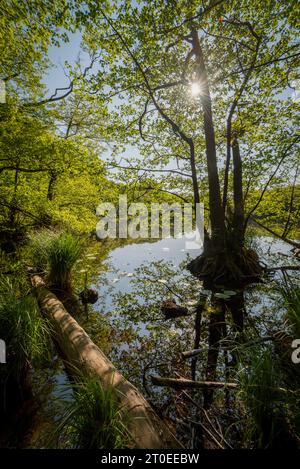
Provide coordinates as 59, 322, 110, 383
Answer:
222, 26, 261, 212
109, 164, 192, 178
245, 137, 300, 226
250, 218, 300, 249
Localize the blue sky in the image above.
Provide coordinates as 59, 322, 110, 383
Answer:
42, 31, 85, 96
42, 31, 148, 167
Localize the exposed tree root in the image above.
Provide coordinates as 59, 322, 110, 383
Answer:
187, 246, 264, 288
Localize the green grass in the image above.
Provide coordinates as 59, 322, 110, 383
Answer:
54, 376, 131, 449
236, 340, 300, 448
0, 278, 51, 382
237, 346, 287, 448
279, 282, 300, 337
28, 229, 56, 273
29, 230, 83, 291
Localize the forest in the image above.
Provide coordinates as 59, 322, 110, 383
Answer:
0, 0, 299, 453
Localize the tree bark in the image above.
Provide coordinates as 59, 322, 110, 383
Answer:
182, 348, 204, 359
189, 138, 201, 209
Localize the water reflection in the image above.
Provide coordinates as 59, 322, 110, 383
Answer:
28, 234, 299, 448
86, 235, 298, 410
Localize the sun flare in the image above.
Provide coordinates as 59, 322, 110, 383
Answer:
190, 82, 201, 96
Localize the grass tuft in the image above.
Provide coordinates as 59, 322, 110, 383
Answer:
237, 344, 300, 448
53, 376, 132, 449
0, 278, 51, 382
29, 230, 83, 291
279, 282, 300, 337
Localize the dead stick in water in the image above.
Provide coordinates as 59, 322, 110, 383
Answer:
151, 376, 238, 390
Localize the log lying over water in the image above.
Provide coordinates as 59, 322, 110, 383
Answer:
151, 376, 238, 390
31, 274, 182, 449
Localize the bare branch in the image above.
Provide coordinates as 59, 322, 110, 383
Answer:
251, 218, 300, 249
109, 163, 192, 178
0, 166, 50, 174
24, 54, 100, 107
222, 25, 261, 211
245, 137, 300, 226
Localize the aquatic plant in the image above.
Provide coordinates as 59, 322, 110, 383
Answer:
46, 233, 83, 291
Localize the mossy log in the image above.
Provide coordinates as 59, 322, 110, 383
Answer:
31, 274, 182, 449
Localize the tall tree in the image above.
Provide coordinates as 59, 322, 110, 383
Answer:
82, 0, 300, 285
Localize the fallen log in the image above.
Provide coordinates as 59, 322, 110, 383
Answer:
31, 274, 182, 449
151, 376, 238, 390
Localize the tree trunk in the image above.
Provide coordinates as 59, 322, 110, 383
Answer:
31, 274, 182, 449
191, 295, 207, 380
232, 137, 245, 248
187, 35, 263, 286
47, 171, 57, 201
9, 165, 19, 225
191, 29, 225, 251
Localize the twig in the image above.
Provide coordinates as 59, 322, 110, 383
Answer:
184, 417, 225, 449
181, 390, 233, 449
